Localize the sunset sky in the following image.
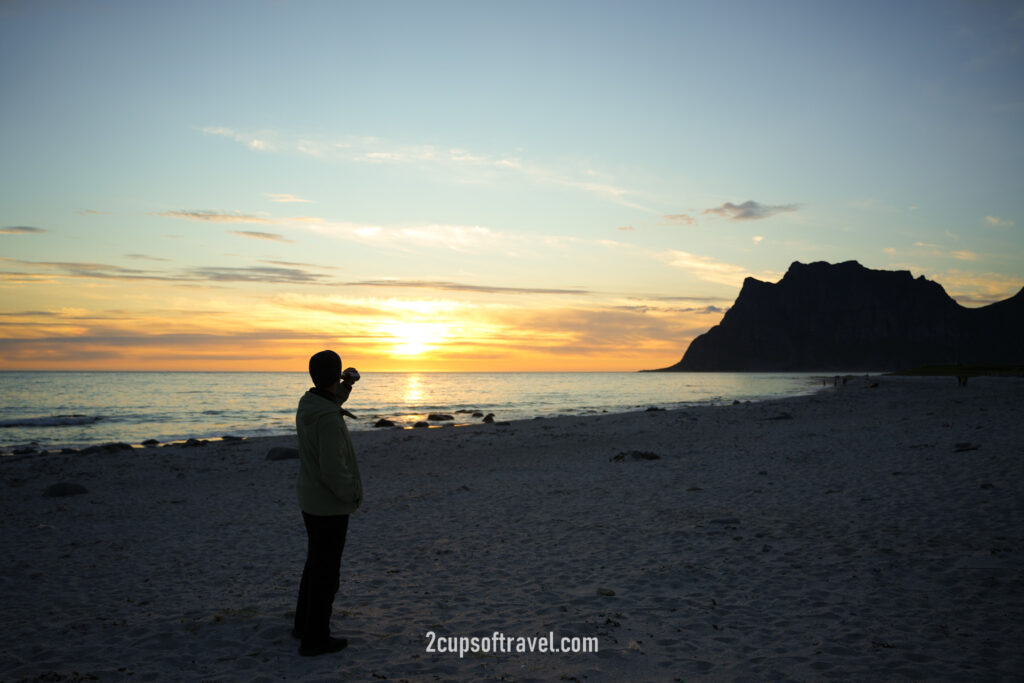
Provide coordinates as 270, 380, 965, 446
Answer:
2, 0, 1022, 371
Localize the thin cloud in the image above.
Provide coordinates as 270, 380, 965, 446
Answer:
2, 257, 329, 286
486, 305, 708, 358
1, 226, 47, 234
288, 216, 517, 254
260, 259, 339, 270
76, 209, 111, 215
0, 258, 180, 281
613, 303, 725, 315
202, 127, 651, 211
186, 266, 328, 284
156, 210, 273, 224
951, 250, 980, 261
663, 214, 696, 226
124, 253, 171, 262
202, 126, 271, 151
985, 215, 1014, 227
703, 200, 798, 221
632, 294, 731, 304
265, 193, 311, 203
664, 250, 752, 287
936, 269, 1024, 306
228, 230, 295, 243
347, 279, 590, 296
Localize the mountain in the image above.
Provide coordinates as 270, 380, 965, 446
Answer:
654, 260, 1024, 372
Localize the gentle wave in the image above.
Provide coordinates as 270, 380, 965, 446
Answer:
0, 371, 823, 451
0, 414, 104, 428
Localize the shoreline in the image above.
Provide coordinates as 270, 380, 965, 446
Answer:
0, 376, 832, 456
2, 375, 1022, 681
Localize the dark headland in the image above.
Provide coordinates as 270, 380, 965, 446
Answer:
650, 260, 1024, 372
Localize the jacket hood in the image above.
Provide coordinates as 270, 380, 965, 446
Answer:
297, 390, 340, 427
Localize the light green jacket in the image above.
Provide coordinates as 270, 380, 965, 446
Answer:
295, 387, 363, 516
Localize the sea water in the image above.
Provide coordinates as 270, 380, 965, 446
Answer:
0, 371, 823, 451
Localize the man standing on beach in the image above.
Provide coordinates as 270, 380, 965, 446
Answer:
293, 350, 363, 657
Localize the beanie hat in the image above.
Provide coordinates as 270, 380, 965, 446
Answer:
308, 350, 342, 388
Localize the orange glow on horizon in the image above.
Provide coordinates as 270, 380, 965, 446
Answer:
0, 282, 718, 373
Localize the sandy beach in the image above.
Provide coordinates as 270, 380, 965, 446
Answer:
1, 375, 1022, 682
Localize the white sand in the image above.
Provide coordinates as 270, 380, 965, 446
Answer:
1, 376, 1022, 682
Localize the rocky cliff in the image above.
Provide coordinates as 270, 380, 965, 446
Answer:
655, 260, 1024, 372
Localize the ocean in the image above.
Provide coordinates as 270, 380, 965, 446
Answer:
0, 371, 824, 452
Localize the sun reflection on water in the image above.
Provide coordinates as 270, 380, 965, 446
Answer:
403, 373, 423, 404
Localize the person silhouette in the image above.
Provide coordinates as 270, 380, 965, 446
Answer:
292, 350, 363, 656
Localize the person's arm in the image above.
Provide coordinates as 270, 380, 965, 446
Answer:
315, 412, 360, 504
337, 367, 359, 405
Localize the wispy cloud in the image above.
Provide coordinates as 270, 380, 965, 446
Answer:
703, 200, 798, 221
936, 269, 1024, 306
1, 257, 330, 286
663, 250, 754, 287
228, 230, 294, 243
156, 210, 273, 224
287, 216, 517, 254
124, 253, 171, 262
186, 266, 327, 284
909, 242, 986, 263
76, 209, 111, 215
951, 250, 979, 261
260, 259, 339, 270
202, 127, 652, 211
265, 193, 311, 203
985, 215, 1014, 227
0, 258, 177, 281
346, 279, 590, 296
202, 126, 272, 151
1, 226, 47, 235
662, 214, 696, 226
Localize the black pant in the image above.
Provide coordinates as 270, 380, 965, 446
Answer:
295, 512, 349, 644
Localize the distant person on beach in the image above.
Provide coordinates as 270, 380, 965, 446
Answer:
293, 350, 363, 657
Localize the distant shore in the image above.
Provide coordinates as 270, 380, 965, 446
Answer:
2, 375, 1021, 680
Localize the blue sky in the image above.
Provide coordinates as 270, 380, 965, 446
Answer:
1, 0, 1022, 370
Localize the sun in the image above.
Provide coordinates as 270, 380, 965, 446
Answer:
385, 321, 448, 356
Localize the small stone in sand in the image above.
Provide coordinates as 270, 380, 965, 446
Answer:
482, 413, 495, 423
611, 450, 661, 462
374, 419, 396, 428
413, 421, 430, 429
597, 587, 616, 597
265, 447, 300, 461
43, 482, 89, 497
428, 414, 454, 421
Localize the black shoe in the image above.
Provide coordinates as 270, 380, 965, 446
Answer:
299, 636, 348, 657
